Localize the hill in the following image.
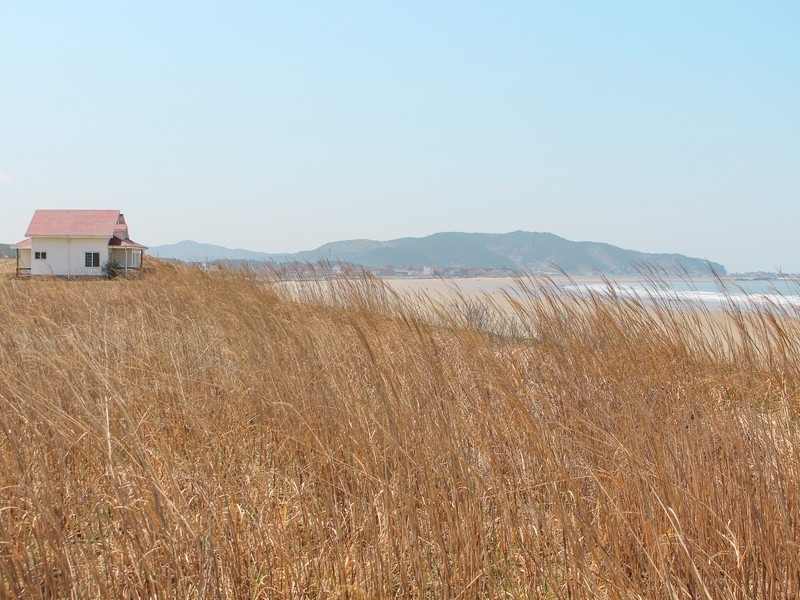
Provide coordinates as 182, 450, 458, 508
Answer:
151, 231, 726, 275
148, 240, 289, 262
0, 243, 14, 259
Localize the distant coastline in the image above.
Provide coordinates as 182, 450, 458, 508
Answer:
147, 230, 727, 277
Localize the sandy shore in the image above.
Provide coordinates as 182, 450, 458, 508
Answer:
382, 276, 799, 357
384, 275, 703, 296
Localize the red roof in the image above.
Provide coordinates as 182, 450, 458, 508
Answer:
26, 209, 121, 237
11, 238, 32, 248
108, 237, 148, 249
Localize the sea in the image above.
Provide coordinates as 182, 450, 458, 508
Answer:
428, 277, 800, 314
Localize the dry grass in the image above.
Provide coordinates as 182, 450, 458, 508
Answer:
0, 260, 798, 598
0, 259, 16, 276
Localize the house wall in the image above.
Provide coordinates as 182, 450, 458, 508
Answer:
30, 237, 110, 276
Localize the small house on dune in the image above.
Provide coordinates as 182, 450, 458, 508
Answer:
12, 210, 148, 277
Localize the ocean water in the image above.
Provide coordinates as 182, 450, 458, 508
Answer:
437, 277, 800, 314
566, 278, 800, 313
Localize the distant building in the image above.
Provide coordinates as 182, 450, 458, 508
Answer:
12, 209, 147, 277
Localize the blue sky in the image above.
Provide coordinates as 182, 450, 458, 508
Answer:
1, 2, 798, 272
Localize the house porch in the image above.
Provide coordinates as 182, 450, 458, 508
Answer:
108, 247, 145, 273
13, 246, 31, 277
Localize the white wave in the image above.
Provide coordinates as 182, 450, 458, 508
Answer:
562, 283, 800, 312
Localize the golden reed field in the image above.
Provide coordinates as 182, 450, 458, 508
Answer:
0, 258, 799, 598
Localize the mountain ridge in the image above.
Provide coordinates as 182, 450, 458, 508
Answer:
149, 231, 726, 276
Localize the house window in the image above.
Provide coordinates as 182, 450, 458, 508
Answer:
34, 251, 47, 260
85, 252, 100, 267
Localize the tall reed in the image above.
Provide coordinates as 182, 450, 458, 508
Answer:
0, 260, 798, 597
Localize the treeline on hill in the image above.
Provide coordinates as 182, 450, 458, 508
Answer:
0, 260, 798, 597
150, 231, 727, 275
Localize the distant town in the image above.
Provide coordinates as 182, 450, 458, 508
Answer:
729, 271, 800, 281
188, 259, 800, 281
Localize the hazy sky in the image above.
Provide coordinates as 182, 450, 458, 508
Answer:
1, 2, 798, 272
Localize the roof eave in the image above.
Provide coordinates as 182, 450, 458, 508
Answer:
24, 234, 117, 238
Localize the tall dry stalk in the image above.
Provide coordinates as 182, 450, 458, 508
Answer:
0, 259, 798, 597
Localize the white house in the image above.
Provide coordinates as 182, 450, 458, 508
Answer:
12, 210, 148, 277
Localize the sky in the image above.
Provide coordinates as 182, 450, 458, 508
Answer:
1, 2, 798, 273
